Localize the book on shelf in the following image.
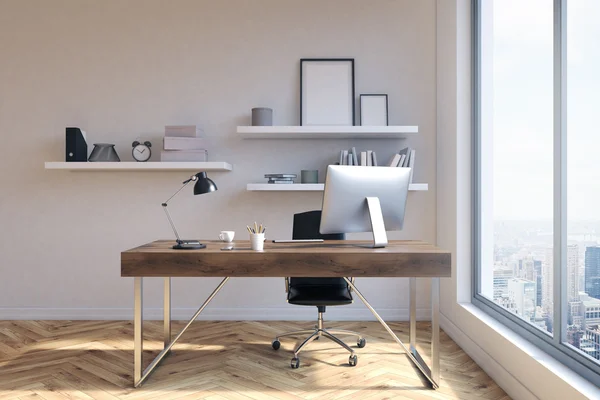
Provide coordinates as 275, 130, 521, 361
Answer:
398, 147, 411, 167
160, 150, 208, 162
351, 147, 359, 166
268, 180, 295, 184
371, 151, 378, 166
265, 174, 297, 178
342, 150, 349, 165
360, 151, 367, 166
407, 149, 416, 183
339, 150, 344, 166
366, 150, 373, 166
388, 153, 401, 167
164, 125, 202, 137
164, 137, 207, 150
398, 154, 406, 167
347, 152, 353, 166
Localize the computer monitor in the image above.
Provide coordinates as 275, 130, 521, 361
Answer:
319, 165, 411, 248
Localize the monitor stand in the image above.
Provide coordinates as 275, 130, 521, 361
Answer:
366, 197, 388, 248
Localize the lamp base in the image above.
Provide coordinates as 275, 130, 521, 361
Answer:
172, 240, 206, 250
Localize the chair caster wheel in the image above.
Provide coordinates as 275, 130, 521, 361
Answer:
349, 354, 358, 367
357, 338, 366, 348
272, 340, 281, 350
291, 357, 300, 369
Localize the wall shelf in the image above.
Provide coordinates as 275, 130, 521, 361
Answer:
237, 125, 418, 139
44, 161, 233, 172
247, 183, 428, 192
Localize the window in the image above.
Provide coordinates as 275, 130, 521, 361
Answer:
474, 0, 600, 383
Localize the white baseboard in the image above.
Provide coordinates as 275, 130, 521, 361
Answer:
0, 307, 432, 321
440, 312, 537, 400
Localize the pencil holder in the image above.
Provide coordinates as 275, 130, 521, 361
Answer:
250, 233, 265, 251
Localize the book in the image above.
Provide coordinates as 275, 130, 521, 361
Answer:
367, 150, 372, 166
339, 150, 344, 166
351, 147, 359, 166
347, 152, 353, 166
164, 125, 202, 137
160, 150, 207, 162
268, 180, 294, 184
360, 151, 367, 166
388, 154, 401, 167
398, 147, 411, 167
265, 174, 297, 178
372, 151, 378, 167
342, 150, 348, 166
407, 149, 416, 183
397, 154, 407, 168
163, 137, 207, 150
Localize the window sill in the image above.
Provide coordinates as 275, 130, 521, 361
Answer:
453, 302, 600, 399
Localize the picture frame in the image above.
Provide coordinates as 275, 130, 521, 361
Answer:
300, 58, 355, 126
360, 94, 388, 126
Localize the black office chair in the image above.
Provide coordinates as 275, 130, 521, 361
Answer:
271, 210, 366, 369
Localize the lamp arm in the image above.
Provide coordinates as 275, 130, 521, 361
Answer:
162, 205, 182, 243
161, 177, 196, 243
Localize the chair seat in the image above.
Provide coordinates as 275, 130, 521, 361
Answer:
288, 285, 353, 306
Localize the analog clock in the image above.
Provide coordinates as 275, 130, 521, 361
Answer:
132, 141, 152, 162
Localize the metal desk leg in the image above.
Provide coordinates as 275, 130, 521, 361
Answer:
164, 277, 171, 348
431, 277, 440, 384
133, 277, 229, 388
344, 277, 440, 389
134, 277, 143, 387
409, 277, 417, 351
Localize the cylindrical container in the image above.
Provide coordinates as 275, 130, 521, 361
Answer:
301, 169, 319, 184
252, 107, 273, 126
250, 233, 265, 251
88, 143, 120, 162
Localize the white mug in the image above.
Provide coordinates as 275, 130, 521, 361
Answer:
250, 233, 265, 251
219, 231, 235, 243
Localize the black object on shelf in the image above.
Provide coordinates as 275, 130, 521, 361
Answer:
66, 127, 88, 162
161, 172, 217, 250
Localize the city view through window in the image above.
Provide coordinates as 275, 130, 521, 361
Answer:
479, 0, 600, 364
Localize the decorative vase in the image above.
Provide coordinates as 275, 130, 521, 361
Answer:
88, 143, 120, 162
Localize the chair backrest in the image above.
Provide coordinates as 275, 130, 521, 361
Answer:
290, 210, 346, 287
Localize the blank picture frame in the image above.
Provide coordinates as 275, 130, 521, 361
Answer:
300, 59, 355, 126
360, 94, 389, 126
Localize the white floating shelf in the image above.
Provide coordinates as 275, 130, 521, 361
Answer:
237, 125, 418, 139
247, 183, 428, 192
44, 161, 233, 172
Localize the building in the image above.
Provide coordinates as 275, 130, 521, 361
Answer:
581, 293, 600, 329
493, 267, 514, 300
585, 246, 600, 300
507, 278, 537, 322
580, 326, 600, 361
567, 244, 579, 302
542, 248, 553, 318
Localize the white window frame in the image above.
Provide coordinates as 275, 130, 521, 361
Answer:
472, 0, 600, 385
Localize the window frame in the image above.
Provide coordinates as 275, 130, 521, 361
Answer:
472, 0, 600, 385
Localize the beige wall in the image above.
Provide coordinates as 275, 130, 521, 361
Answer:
0, 0, 436, 320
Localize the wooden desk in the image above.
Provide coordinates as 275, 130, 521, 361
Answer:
121, 240, 451, 389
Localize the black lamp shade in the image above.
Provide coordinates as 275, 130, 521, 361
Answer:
193, 172, 217, 195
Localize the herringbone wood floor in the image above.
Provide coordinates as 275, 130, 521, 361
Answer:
0, 320, 509, 400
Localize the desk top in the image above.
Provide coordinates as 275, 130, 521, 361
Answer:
121, 240, 451, 278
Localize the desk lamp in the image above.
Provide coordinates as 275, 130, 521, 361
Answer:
162, 172, 217, 249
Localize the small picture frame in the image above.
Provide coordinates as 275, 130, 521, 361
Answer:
300, 59, 355, 126
360, 94, 389, 126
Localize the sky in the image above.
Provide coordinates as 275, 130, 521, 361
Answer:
486, 0, 600, 221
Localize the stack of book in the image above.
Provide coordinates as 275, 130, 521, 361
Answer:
265, 174, 296, 184
338, 147, 379, 166
161, 125, 208, 162
387, 147, 416, 183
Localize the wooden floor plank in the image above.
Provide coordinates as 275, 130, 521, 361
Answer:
0, 321, 509, 400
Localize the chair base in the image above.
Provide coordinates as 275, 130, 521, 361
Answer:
272, 312, 366, 368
